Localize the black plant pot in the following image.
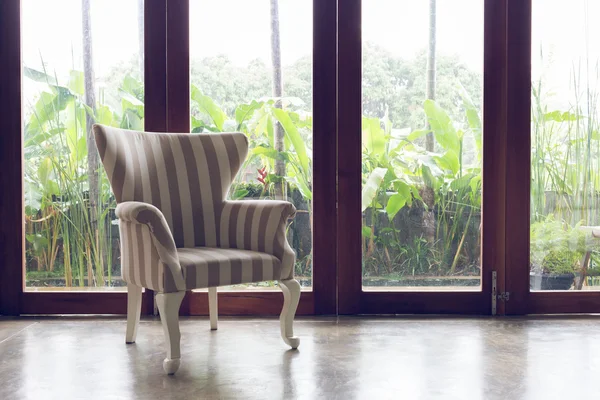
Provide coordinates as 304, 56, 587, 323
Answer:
530, 273, 575, 290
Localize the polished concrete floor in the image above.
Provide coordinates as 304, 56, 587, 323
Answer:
2, 316, 600, 399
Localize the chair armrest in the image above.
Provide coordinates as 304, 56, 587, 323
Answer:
116, 202, 176, 249
116, 201, 185, 291
220, 200, 297, 279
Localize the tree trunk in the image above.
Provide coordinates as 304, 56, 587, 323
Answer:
425, 0, 436, 152
137, 0, 144, 81
423, 0, 437, 243
270, 0, 285, 200
82, 0, 100, 276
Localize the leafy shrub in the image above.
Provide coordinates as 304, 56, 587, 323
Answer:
542, 250, 579, 275
530, 215, 591, 274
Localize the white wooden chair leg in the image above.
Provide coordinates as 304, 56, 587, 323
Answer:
125, 283, 143, 344
209, 287, 218, 330
279, 279, 301, 349
156, 291, 186, 375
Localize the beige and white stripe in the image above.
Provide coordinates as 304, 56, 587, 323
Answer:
94, 125, 296, 292
178, 247, 281, 288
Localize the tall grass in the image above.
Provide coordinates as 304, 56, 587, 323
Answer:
24, 67, 140, 288
531, 54, 600, 228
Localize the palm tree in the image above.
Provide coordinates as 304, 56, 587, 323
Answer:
82, 0, 98, 236
270, 0, 285, 200
425, 0, 436, 152
423, 0, 437, 243
82, 0, 104, 286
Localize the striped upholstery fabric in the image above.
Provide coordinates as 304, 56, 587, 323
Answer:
219, 200, 296, 280
178, 248, 281, 289
94, 125, 297, 292
116, 201, 185, 292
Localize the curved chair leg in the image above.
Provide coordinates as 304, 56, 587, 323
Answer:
125, 283, 143, 344
156, 291, 186, 375
209, 287, 218, 330
279, 279, 301, 349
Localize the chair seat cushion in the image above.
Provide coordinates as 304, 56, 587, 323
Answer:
177, 247, 282, 289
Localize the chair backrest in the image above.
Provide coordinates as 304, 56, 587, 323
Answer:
93, 125, 248, 248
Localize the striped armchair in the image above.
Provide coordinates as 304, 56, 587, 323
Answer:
93, 125, 301, 375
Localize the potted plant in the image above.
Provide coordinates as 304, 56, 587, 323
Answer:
534, 249, 580, 290
530, 216, 587, 290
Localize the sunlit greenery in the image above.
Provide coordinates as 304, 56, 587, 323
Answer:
23, 39, 600, 290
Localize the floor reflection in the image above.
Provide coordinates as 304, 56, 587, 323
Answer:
2, 316, 600, 399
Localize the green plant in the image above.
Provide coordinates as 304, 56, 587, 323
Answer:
399, 235, 435, 277
542, 250, 580, 275
23, 64, 144, 288
25, 54, 487, 287
530, 46, 600, 228
360, 95, 482, 278
530, 215, 589, 274
190, 86, 312, 200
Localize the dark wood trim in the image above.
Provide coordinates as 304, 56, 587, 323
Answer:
359, 292, 489, 315
482, 0, 508, 315
166, 0, 190, 133
187, 291, 314, 316
0, 1, 23, 316
20, 291, 311, 316
312, 0, 338, 315
337, 0, 363, 315
504, 0, 532, 315
336, 0, 494, 315
142, 0, 169, 313
527, 292, 600, 314
145, 0, 168, 133
20, 292, 153, 315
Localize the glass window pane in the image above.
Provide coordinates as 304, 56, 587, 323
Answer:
23, 0, 144, 291
189, 0, 313, 290
362, 1, 483, 290
530, 0, 600, 291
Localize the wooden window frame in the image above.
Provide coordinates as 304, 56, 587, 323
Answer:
336, 0, 504, 315
335, 0, 600, 315
504, 0, 600, 314
0, 0, 24, 316
3, 0, 600, 316
0, 0, 337, 316
0, 0, 169, 315
175, 0, 337, 316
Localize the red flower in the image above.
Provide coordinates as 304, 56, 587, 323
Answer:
257, 166, 268, 186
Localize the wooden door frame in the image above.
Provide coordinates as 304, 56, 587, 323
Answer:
7, 0, 594, 317
176, 0, 338, 316
504, 0, 600, 314
2, 0, 337, 316
0, 0, 24, 316
337, 0, 508, 315
0, 0, 168, 315
503, 0, 532, 315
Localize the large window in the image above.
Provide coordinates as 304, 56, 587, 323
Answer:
22, 0, 144, 291
7, 0, 600, 315
361, 0, 483, 290
189, 0, 313, 289
529, 0, 600, 291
